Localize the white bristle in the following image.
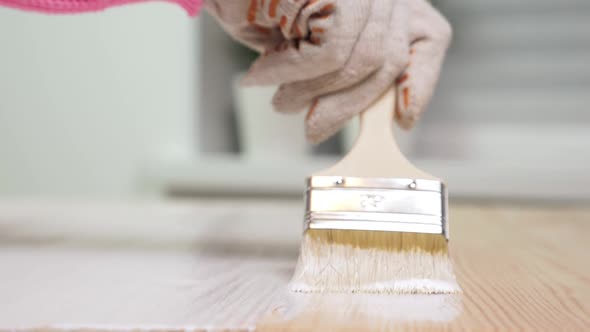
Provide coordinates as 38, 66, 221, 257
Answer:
289, 229, 460, 294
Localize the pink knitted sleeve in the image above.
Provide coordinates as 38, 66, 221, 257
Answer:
0, 0, 202, 16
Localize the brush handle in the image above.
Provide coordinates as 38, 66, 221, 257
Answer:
314, 87, 436, 179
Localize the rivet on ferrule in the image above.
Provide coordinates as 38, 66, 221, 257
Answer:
334, 177, 345, 185
408, 180, 417, 189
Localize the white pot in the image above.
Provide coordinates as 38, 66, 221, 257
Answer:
233, 73, 309, 160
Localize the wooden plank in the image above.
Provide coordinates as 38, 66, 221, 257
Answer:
0, 200, 588, 331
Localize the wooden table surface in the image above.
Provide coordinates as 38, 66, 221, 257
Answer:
0, 199, 589, 331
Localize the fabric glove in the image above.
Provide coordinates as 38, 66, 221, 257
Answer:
205, 0, 452, 143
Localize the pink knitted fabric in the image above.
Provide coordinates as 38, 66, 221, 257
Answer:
0, 0, 202, 16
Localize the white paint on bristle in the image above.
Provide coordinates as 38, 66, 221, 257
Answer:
291, 279, 458, 294
289, 232, 461, 294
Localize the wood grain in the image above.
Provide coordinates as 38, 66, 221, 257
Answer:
0, 199, 588, 331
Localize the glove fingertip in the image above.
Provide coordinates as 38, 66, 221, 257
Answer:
305, 125, 330, 145
241, 61, 280, 86
272, 94, 299, 113
304, 100, 346, 144
304, 101, 327, 144
239, 73, 259, 86
395, 82, 421, 130
271, 87, 292, 112
395, 114, 417, 130
272, 85, 312, 113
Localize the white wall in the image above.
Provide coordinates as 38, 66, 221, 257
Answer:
0, 4, 200, 198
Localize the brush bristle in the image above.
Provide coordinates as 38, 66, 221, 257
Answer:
289, 229, 460, 294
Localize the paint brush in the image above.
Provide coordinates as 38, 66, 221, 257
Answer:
289, 87, 459, 294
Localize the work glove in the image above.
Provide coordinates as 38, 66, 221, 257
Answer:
205, 0, 452, 143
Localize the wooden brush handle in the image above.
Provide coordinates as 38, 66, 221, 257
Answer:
314, 87, 436, 180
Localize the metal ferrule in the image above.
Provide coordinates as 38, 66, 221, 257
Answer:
304, 176, 449, 240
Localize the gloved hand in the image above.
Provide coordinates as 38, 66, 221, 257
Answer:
205, 0, 452, 143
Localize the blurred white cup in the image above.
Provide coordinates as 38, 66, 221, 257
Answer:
233, 73, 309, 160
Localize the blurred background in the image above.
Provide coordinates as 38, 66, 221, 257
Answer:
0, 0, 589, 202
